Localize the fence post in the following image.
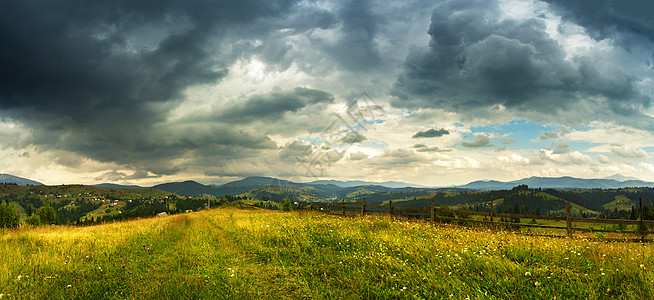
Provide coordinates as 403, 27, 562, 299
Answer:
640, 197, 645, 242
361, 197, 366, 216
389, 200, 394, 218
565, 201, 573, 238
328, 202, 331, 214
342, 199, 345, 216
431, 196, 435, 224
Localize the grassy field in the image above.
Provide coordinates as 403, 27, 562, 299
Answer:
2, 208, 653, 299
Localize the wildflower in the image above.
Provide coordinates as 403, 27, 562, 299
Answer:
534, 281, 540, 287
66, 285, 72, 288
121, 276, 125, 279
640, 264, 646, 270
17, 275, 21, 281
524, 271, 531, 276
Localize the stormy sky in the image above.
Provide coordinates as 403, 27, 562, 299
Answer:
1, 0, 653, 186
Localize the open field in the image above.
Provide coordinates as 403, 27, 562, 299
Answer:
2, 208, 654, 299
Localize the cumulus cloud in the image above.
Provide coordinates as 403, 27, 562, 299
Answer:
498, 154, 530, 165
412, 128, 450, 138
610, 144, 649, 159
391, 0, 653, 131
596, 154, 611, 163
534, 149, 592, 165
552, 142, 571, 154
349, 151, 369, 160
461, 134, 493, 148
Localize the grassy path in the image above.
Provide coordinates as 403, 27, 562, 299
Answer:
2, 208, 654, 299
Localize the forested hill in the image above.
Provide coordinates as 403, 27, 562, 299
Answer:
350, 185, 654, 218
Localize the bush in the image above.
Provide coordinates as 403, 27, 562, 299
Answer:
0, 201, 20, 228
26, 214, 41, 226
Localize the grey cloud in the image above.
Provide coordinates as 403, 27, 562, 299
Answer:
279, 140, 344, 165
216, 88, 334, 123
539, 131, 560, 140
552, 142, 571, 154
412, 143, 451, 152
461, 134, 493, 148
416, 146, 450, 153
349, 151, 369, 160
321, 0, 383, 72
279, 140, 312, 163
0, 0, 334, 178
544, 0, 654, 42
391, 0, 653, 130
412, 128, 450, 138
340, 131, 367, 144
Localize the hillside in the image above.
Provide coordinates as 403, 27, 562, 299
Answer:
0, 183, 179, 224
459, 176, 654, 190
1, 209, 652, 299
0, 174, 43, 186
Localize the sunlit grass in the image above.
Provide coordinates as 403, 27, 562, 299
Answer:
2, 209, 653, 299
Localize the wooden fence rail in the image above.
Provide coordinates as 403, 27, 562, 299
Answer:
303, 197, 654, 241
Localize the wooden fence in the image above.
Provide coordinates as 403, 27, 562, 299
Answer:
302, 197, 654, 242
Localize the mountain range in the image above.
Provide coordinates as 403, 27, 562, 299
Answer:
2, 173, 653, 197
456, 175, 654, 190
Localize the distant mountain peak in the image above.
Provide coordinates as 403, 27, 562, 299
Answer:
604, 174, 639, 182
0, 174, 43, 186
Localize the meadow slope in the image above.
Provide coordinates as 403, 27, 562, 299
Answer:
1, 208, 653, 299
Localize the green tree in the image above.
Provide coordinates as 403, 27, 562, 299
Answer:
0, 201, 20, 228
282, 198, 293, 212
38, 203, 59, 225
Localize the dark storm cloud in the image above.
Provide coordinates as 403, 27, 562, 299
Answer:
0, 0, 333, 178
391, 0, 653, 129
412, 128, 449, 138
544, 0, 654, 42
216, 88, 334, 123
327, 0, 382, 71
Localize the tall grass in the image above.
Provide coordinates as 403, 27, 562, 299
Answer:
2, 209, 653, 299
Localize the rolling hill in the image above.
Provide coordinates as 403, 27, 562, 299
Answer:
457, 176, 654, 190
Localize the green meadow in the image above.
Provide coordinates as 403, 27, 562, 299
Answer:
2, 208, 653, 299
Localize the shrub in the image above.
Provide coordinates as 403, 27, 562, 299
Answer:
26, 214, 42, 226
282, 198, 293, 212
0, 201, 20, 228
